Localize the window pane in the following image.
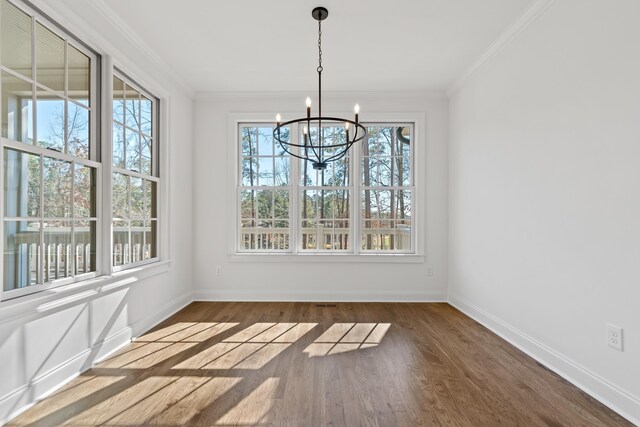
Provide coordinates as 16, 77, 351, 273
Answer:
112, 220, 129, 266
395, 189, 412, 221
141, 135, 152, 175
113, 76, 124, 123
112, 173, 129, 219
124, 84, 140, 130
257, 128, 273, 156
241, 127, 257, 157
364, 127, 392, 156
125, 131, 140, 172
74, 220, 96, 274
240, 190, 256, 219
43, 220, 72, 281
273, 189, 289, 219
130, 176, 144, 218
74, 164, 95, 218
68, 44, 90, 106
1, 71, 33, 143
67, 103, 89, 158
300, 190, 350, 251
394, 155, 411, 187
334, 190, 349, 219
131, 220, 144, 263
258, 157, 273, 186
1, 0, 33, 78
35, 90, 64, 151
241, 157, 257, 186
3, 220, 39, 290
35, 21, 65, 92
300, 189, 316, 220
362, 157, 392, 187
256, 189, 273, 219
144, 220, 157, 259
112, 123, 125, 168
274, 157, 289, 186
143, 179, 155, 218
141, 96, 152, 136
124, 132, 139, 171
361, 189, 412, 251
43, 157, 71, 217
4, 148, 39, 217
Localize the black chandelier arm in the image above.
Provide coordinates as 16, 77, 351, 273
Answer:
273, 123, 366, 150
322, 138, 360, 163
277, 126, 322, 163
276, 140, 322, 163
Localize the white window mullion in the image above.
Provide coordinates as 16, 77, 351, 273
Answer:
100, 56, 114, 276
353, 130, 361, 255
291, 125, 300, 255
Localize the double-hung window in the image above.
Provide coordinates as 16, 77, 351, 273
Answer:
1, 0, 98, 297
239, 125, 291, 251
111, 73, 159, 269
236, 122, 415, 255
0, 0, 163, 300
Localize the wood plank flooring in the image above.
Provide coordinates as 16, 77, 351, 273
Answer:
8, 302, 631, 426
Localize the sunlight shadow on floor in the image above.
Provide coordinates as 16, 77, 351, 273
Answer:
304, 323, 391, 357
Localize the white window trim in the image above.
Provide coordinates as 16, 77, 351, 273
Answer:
0, 1, 173, 303
227, 112, 426, 262
109, 68, 161, 273
0, 0, 101, 300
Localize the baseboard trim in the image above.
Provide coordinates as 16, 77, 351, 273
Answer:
193, 289, 447, 303
0, 292, 193, 426
448, 293, 640, 425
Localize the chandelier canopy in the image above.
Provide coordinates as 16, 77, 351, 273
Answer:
274, 7, 365, 171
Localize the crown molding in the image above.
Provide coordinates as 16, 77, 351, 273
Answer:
447, 0, 557, 96
26, 0, 195, 99
195, 90, 448, 101
86, 0, 196, 97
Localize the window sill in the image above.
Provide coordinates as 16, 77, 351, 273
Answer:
228, 253, 425, 263
0, 259, 172, 323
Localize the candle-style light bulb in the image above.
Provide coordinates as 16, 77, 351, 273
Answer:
303, 126, 308, 135
306, 97, 312, 108
344, 122, 350, 130
354, 104, 360, 114
276, 113, 281, 124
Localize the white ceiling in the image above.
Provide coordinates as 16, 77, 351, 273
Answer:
94, 0, 534, 93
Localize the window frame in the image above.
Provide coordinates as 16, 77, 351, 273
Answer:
0, 0, 101, 299
0, 0, 171, 302
110, 69, 160, 273
231, 112, 424, 259
237, 123, 293, 253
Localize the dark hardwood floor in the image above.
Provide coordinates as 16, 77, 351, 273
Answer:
8, 302, 631, 426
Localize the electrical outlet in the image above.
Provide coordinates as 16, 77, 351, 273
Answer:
215, 265, 222, 276
426, 266, 433, 276
606, 324, 623, 351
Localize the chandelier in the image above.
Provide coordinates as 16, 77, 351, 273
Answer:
274, 7, 366, 171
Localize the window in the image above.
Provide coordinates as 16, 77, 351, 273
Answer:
0, 0, 164, 300
111, 73, 158, 269
236, 122, 415, 254
239, 125, 291, 251
1, 0, 98, 296
361, 126, 413, 252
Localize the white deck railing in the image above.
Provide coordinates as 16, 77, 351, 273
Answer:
240, 225, 411, 251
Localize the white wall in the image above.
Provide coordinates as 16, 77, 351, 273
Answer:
449, 0, 640, 422
0, 1, 194, 423
193, 93, 448, 301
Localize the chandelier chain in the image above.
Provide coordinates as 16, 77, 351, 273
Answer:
317, 20, 323, 73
